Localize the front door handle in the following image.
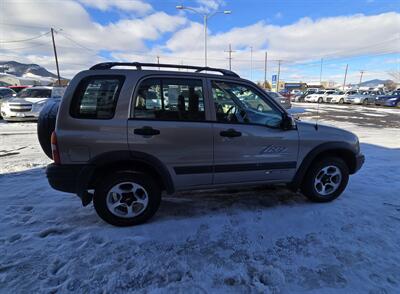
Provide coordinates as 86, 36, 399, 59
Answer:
134, 126, 160, 136
220, 128, 242, 138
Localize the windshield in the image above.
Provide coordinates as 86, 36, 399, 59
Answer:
17, 88, 52, 98
267, 92, 279, 98
315, 91, 325, 94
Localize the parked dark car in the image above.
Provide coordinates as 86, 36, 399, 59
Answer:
8, 85, 30, 93
292, 89, 318, 102
375, 91, 400, 106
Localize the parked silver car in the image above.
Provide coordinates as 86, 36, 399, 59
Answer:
0, 87, 17, 118
265, 91, 291, 109
1, 86, 53, 121
345, 90, 385, 105
44, 62, 364, 226
1, 86, 66, 121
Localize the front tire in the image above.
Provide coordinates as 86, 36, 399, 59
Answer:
301, 157, 349, 202
93, 171, 161, 226
339, 98, 344, 104
318, 97, 323, 103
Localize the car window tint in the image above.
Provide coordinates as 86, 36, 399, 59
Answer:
211, 81, 282, 128
70, 76, 124, 119
134, 78, 205, 121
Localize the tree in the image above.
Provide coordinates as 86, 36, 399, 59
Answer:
384, 80, 397, 91
257, 81, 272, 90
387, 70, 400, 82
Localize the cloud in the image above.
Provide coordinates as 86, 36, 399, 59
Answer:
0, 0, 398, 83
195, 0, 226, 13
160, 11, 400, 81
78, 0, 152, 14
0, 0, 186, 76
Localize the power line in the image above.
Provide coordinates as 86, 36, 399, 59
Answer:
57, 32, 95, 52
0, 31, 50, 43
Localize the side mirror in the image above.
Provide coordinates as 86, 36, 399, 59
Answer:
281, 114, 296, 130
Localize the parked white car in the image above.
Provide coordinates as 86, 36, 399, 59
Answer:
327, 90, 358, 104
304, 90, 336, 103
1, 86, 55, 121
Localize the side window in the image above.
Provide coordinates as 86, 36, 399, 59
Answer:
70, 76, 124, 119
134, 78, 205, 121
211, 81, 282, 128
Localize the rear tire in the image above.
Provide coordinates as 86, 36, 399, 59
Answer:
37, 101, 59, 159
301, 157, 349, 202
93, 171, 161, 226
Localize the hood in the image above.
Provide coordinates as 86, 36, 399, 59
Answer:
6, 97, 48, 105
347, 94, 363, 98
296, 120, 359, 148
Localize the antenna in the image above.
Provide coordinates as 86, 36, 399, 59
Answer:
315, 100, 320, 130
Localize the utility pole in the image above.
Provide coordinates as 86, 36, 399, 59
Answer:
157, 55, 160, 70
319, 58, 323, 85
224, 44, 235, 70
342, 64, 349, 91
50, 28, 61, 86
276, 60, 281, 92
359, 70, 364, 87
250, 46, 253, 80
264, 51, 268, 89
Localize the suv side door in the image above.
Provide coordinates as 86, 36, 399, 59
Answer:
128, 76, 214, 189
209, 79, 299, 185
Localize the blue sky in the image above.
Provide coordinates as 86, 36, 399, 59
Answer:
1, 0, 399, 83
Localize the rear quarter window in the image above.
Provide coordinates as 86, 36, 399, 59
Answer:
70, 75, 125, 119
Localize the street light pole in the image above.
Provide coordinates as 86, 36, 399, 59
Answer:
176, 5, 231, 67
204, 15, 208, 67
250, 46, 253, 81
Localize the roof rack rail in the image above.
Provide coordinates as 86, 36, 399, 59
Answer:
89, 62, 240, 78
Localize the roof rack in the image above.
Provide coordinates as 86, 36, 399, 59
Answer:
89, 62, 240, 78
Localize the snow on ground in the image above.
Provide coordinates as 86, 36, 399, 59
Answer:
1, 109, 400, 293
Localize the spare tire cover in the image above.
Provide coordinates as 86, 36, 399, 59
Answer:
37, 100, 60, 159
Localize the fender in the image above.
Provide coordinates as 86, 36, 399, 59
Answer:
84, 150, 174, 194
289, 141, 358, 191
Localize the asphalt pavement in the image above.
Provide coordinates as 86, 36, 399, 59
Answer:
292, 102, 400, 128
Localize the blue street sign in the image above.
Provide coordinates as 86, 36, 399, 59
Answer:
272, 74, 277, 85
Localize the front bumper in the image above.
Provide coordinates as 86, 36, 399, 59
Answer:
46, 163, 95, 205
383, 101, 398, 107
1, 109, 40, 121
304, 97, 317, 102
354, 153, 365, 174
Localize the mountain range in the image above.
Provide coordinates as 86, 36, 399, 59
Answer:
0, 61, 59, 79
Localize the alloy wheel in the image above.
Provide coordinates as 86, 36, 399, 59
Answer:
314, 165, 342, 196
106, 182, 149, 218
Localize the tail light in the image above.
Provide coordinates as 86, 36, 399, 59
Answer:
51, 131, 61, 165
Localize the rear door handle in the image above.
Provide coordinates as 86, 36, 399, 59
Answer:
220, 128, 242, 138
134, 126, 160, 136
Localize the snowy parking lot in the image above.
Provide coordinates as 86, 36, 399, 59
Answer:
1, 104, 400, 293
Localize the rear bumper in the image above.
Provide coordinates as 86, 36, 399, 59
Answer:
46, 163, 80, 193
354, 153, 365, 174
46, 163, 95, 204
